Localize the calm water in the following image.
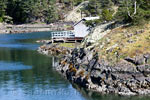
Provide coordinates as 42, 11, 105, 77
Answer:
0, 32, 149, 100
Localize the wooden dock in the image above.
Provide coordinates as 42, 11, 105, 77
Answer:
51, 37, 83, 43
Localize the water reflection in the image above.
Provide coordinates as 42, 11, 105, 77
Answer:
72, 84, 150, 100
0, 32, 86, 100
0, 61, 32, 71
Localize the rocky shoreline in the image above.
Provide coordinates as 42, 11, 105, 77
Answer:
38, 43, 73, 56
38, 43, 150, 96
0, 22, 73, 34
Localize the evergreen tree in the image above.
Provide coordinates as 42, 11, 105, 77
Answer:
0, 0, 7, 22
116, 0, 150, 25
81, 0, 101, 16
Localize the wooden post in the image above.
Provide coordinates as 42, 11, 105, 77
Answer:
52, 38, 53, 44
52, 57, 54, 67
75, 38, 77, 43
63, 38, 66, 43
81, 11, 83, 19
51, 32, 54, 43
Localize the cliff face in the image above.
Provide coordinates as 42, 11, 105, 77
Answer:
56, 47, 150, 95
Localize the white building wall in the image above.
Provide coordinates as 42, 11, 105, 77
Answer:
74, 22, 89, 37
84, 16, 100, 21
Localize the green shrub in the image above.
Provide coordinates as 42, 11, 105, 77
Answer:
102, 9, 113, 21
0, 17, 3, 22
85, 19, 102, 27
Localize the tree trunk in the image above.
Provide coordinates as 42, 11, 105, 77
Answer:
127, 0, 137, 19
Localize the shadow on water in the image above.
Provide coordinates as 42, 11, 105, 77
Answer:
71, 84, 150, 100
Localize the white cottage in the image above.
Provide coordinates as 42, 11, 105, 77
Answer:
74, 21, 89, 37
73, 16, 100, 37
51, 17, 99, 42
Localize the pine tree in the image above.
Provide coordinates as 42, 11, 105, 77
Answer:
116, 0, 150, 25
0, 0, 7, 22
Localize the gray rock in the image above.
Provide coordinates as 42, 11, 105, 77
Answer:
114, 60, 136, 72
111, 74, 117, 80
118, 86, 136, 95
124, 57, 136, 65
144, 53, 150, 59
92, 62, 101, 70
144, 53, 150, 64
125, 55, 145, 65
137, 65, 150, 77
87, 59, 97, 71
79, 48, 86, 59
86, 51, 93, 61
106, 86, 116, 93
135, 55, 145, 65
90, 69, 101, 79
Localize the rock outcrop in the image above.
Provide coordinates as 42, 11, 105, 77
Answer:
53, 48, 150, 96
38, 44, 73, 55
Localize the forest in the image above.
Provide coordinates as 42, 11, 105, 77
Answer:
0, 0, 150, 25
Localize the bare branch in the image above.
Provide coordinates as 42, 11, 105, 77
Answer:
126, 0, 137, 19
133, 0, 137, 15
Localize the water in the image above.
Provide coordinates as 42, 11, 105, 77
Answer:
0, 32, 149, 100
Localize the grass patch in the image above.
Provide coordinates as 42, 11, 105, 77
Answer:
58, 43, 76, 48
97, 23, 150, 63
